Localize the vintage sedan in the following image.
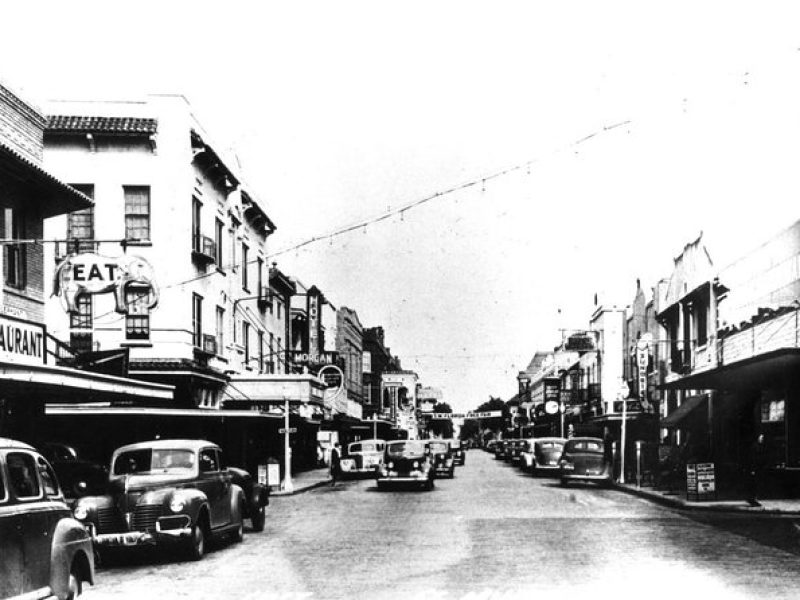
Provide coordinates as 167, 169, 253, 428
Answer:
72, 439, 246, 561
426, 440, 455, 478
376, 440, 434, 490
0, 438, 94, 600
339, 439, 386, 477
39, 442, 108, 504
522, 437, 566, 475
509, 439, 527, 465
447, 439, 466, 466
494, 439, 510, 460
559, 437, 612, 486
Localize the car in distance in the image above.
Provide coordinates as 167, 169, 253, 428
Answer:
522, 437, 566, 475
340, 439, 386, 477
427, 440, 455, 478
39, 442, 108, 504
494, 439, 509, 460
0, 437, 94, 600
559, 437, 612, 486
376, 440, 434, 490
509, 439, 527, 465
227, 466, 269, 532
447, 439, 466, 466
72, 439, 245, 561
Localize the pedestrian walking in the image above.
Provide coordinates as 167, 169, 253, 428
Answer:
603, 427, 615, 477
330, 442, 342, 486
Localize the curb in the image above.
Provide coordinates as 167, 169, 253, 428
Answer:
612, 482, 800, 516
271, 477, 332, 497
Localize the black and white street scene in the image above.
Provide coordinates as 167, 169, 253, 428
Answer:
5, 3, 800, 599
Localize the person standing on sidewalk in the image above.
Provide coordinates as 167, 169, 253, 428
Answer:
603, 427, 615, 480
746, 433, 766, 507
330, 442, 342, 486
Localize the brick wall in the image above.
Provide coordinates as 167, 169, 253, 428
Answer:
0, 83, 45, 164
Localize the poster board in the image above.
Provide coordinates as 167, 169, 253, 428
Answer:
686, 462, 716, 501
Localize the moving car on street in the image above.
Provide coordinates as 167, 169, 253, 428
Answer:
559, 437, 612, 486
340, 440, 386, 477
426, 440, 455, 478
447, 439, 466, 466
72, 439, 246, 561
521, 438, 566, 476
0, 437, 94, 600
376, 440, 435, 491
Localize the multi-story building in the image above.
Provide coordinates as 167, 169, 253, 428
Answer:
0, 82, 171, 443
336, 306, 364, 417
362, 326, 401, 420
40, 95, 324, 471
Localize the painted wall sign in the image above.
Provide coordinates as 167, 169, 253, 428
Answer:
0, 314, 45, 366
52, 253, 159, 314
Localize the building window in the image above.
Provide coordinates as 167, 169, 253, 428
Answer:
70, 294, 93, 352
192, 293, 203, 348
192, 196, 202, 252
243, 321, 250, 367
125, 285, 152, 340
216, 306, 224, 354
67, 184, 95, 254
215, 219, 224, 266
241, 243, 249, 290
3, 208, 26, 289
696, 301, 708, 347
268, 332, 275, 374
257, 258, 264, 296
124, 186, 151, 242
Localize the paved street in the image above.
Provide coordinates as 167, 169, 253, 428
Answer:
83, 450, 800, 600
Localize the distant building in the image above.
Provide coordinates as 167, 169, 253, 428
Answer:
362, 326, 401, 420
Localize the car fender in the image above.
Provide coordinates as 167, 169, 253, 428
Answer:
251, 482, 269, 507
50, 516, 95, 599
229, 484, 245, 524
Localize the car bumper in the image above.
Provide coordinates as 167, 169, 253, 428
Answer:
377, 473, 431, 484
561, 472, 611, 482
88, 520, 193, 547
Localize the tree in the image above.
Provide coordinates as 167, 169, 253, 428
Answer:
459, 419, 480, 441
473, 396, 509, 433
427, 402, 454, 438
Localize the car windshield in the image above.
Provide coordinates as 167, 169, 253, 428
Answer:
113, 449, 196, 475
567, 440, 603, 452
450, 440, 462, 449
386, 442, 426, 456
429, 443, 448, 453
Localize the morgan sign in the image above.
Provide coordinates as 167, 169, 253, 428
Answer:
52, 253, 159, 314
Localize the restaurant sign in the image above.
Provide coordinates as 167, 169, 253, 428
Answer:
0, 314, 45, 366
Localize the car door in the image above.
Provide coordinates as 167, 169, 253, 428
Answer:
197, 447, 227, 529
7, 450, 51, 594
0, 452, 25, 599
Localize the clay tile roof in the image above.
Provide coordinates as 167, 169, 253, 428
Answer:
46, 115, 158, 135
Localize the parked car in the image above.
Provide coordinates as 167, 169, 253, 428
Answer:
447, 439, 466, 466
227, 467, 269, 532
559, 437, 612, 486
0, 437, 94, 600
39, 442, 108, 503
494, 439, 510, 460
340, 439, 386, 477
71, 439, 246, 561
521, 438, 566, 475
509, 439, 527, 465
376, 440, 434, 490
426, 440, 455, 478
484, 440, 497, 453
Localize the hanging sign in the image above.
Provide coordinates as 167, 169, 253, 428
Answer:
52, 253, 158, 314
0, 314, 45, 366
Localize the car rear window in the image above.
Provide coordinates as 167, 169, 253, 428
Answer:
429, 443, 448, 453
113, 449, 196, 475
568, 441, 603, 452
37, 456, 60, 497
7, 452, 41, 499
538, 442, 564, 450
386, 442, 425, 456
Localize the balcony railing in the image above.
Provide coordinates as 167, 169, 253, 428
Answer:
191, 234, 216, 267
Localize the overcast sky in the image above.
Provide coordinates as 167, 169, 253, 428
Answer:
4, 2, 800, 411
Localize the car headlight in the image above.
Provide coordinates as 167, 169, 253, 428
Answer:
387, 461, 394, 469
413, 461, 420, 469
169, 497, 186, 513
73, 504, 89, 520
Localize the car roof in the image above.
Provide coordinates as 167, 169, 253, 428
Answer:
535, 437, 567, 443
566, 437, 603, 443
0, 437, 35, 451
112, 439, 219, 455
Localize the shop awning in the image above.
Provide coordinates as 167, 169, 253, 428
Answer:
661, 395, 707, 429
659, 348, 800, 391
0, 361, 173, 401
45, 405, 282, 419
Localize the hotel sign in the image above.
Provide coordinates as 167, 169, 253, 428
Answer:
0, 314, 45, 366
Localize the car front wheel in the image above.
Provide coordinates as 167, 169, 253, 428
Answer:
66, 573, 82, 600
185, 523, 206, 561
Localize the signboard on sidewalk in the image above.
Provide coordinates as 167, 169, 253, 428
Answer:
686, 462, 716, 501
